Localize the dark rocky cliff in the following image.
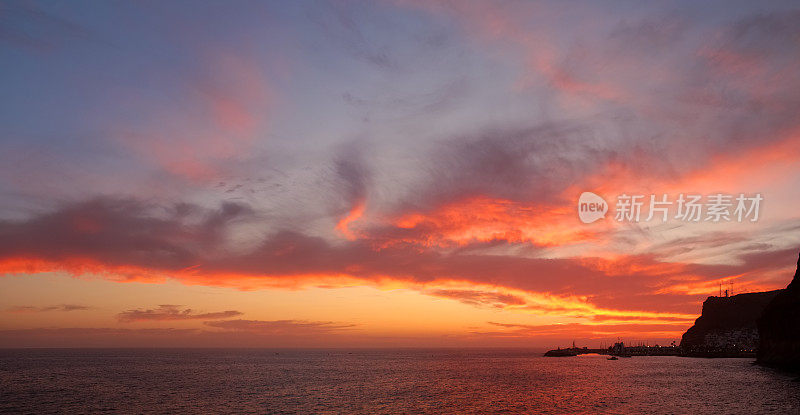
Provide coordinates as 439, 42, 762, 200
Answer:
681, 290, 781, 351
757, 252, 800, 370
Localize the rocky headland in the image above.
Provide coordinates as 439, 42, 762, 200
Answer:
680, 289, 781, 357
757, 252, 800, 370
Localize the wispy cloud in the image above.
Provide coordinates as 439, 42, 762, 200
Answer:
204, 319, 357, 334
425, 289, 526, 308
4, 304, 90, 313
117, 305, 243, 323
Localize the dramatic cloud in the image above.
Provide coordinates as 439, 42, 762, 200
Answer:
1, 194, 797, 322
391, 2, 800, 197
1, 1, 799, 345
117, 305, 243, 323
0, 197, 254, 281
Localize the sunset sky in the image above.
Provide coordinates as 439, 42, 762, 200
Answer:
1, 0, 799, 348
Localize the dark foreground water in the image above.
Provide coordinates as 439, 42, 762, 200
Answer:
1, 349, 799, 414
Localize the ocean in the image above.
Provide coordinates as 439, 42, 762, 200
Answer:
1, 349, 798, 414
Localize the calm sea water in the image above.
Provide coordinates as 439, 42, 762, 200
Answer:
1, 349, 798, 414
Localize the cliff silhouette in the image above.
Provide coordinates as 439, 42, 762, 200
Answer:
680, 290, 780, 353
757, 252, 800, 370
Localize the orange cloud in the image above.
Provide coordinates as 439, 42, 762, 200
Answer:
0, 196, 796, 340
387, 196, 598, 247
335, 198, 366, 240
0, 257, 168, 284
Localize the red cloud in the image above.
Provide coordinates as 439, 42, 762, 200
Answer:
1, 196, 797, 326
385, 196, 598, 248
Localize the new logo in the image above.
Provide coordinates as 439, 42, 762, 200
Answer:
578, 192, 608, 224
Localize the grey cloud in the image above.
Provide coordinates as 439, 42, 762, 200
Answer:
0, 197, 254, 273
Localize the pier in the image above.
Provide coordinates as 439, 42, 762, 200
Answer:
544, 342, 681, 357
